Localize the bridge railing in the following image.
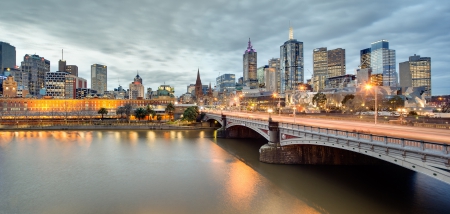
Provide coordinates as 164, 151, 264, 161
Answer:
279, 122, 449, 156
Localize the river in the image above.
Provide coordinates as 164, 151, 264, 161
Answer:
0, 130, 449, 214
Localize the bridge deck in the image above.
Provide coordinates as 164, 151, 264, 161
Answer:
212, 111, 450, 144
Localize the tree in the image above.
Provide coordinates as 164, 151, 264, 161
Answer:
116, 106, 125, 118
134, 108, 146, 121
341, 94, 355, 105
98, 108, 108, 119
386, 95, 404, 111
124, 103, 133, 120
441, 101, 450, 113
145, 105, 154, 121
182, 106, 199, 122
312, 92, 327, 109
165, 103, 175, 121
157, 115, 162, 124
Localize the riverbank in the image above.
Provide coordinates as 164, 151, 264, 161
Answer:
0, 124, 217, 131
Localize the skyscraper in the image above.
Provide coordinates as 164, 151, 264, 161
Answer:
243, 38, 258, 88
21, 54, 50, 96
361, 40, 397, 86
0, 42, 16, 72
65, 65, 78, 76
280, 26, 304, 93
256, 66, 265, 87
399, 54, 431, 97
268, 58, 281, 93
313, 47, 328, 92
216, 74, 235, 92
91, 64, 107, 93
327, 48, 346, 78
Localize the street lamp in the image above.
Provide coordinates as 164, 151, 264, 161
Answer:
268, 108, 273, 122
293, 106, 296, 123
365, 84, 378, 124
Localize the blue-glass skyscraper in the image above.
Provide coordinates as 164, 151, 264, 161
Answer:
0, 42, 16, 71
280, 26, 304, 93
360, 40, 397, 86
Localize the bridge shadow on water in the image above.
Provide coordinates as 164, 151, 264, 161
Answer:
214, 136, 450, 214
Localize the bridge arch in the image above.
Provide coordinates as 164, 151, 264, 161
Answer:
227, 124, 269, 141
281, 139, 450, 185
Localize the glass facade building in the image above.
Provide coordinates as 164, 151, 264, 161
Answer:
268, 58, 280, 93
369, 40, 397, 86
280, 27, 304, 93
399, 54, 431, 97
216, 74, 235, 92
91, 64, 107, 94
327, 48, 346, 78
0, 42, 16, 72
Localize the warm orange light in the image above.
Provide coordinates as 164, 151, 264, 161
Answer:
365, 84, 372, 90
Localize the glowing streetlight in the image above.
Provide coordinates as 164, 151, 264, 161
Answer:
268, 108, 273, 121
365, 84, 378, 124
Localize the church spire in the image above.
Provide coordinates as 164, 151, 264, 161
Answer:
196, 68, 202, 85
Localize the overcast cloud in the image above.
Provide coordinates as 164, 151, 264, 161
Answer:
1, 0, 449, 95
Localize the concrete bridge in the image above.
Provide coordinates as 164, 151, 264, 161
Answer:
203, 112, 450, 185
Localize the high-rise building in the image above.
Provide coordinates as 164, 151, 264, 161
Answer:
21, 54, 50, 96
243, 38, 258, 88
256, 66, 265, 87
361, 40, 397, 86
265, 65, 277, 92
360, 48, 371, 69
268, 58, 281, 93
313, 47, 328, 92
66, 65, 78, 76
399, 54, 431, 97
280, 26, 304, 93
65, 75, 87, 99
216, 74, 235, 92
91, 64, 107, 94
45, 71, 68, 99
0, 42, 16, 72
327, 48, 346, 78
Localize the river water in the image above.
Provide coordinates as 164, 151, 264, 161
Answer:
0, 130, 449, 214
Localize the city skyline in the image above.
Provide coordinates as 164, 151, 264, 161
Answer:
1, 0, 449, 95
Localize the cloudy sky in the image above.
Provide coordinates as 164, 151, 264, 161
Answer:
1, 0, 449, 96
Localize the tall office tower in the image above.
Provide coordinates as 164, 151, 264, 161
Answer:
399, 54, 431, 97
216, 74, 235, 93
195, 69, 203, 100
265, 65, 277, 92
361, 40, 397, 86
328, 48, 346, 77
21, 54, 50, 96
360, 48, 371, 69
268, 58, 281, 93
65, 75, 87, 99
66, 65, 78, 76
313, 47, 328, 92
257, 66, 265, 87
243, 38, 258, 88
58, 50, 66, 72
91, 64, 107, 93
0, 42, 16, 71
280, 26, 304, 93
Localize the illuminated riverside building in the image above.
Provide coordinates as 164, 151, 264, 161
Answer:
45, 71, 87, 99
243, 38, 258, 88
399, 54, 431, 97
327, 48, 345, 78
91, 64, 107, 94
313, 47, 328, 92
280, 26, 304, 93
2, 75, 17, 97
0, 97, 176, 118
129, 74, 145, 99
21, 54, 50, 96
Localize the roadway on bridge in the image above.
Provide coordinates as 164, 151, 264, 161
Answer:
217, 111, 450, 144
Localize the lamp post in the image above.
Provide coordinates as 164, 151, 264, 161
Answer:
365, 84, 378, 124
293, 106, 296, 123
268, 108, 273, 122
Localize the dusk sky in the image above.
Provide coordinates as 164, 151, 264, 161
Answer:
1, 0, 449, 96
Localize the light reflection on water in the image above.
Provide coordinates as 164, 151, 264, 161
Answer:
0, 130, 449, 213
0, 130, 320, 214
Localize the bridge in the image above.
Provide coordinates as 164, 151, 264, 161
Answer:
203, 111, 450, 185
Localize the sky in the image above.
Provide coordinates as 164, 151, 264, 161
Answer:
1, 0, 449, 96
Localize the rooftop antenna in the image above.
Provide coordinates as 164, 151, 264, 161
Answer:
289, 21, 294, 40
62, 49, 64, 60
